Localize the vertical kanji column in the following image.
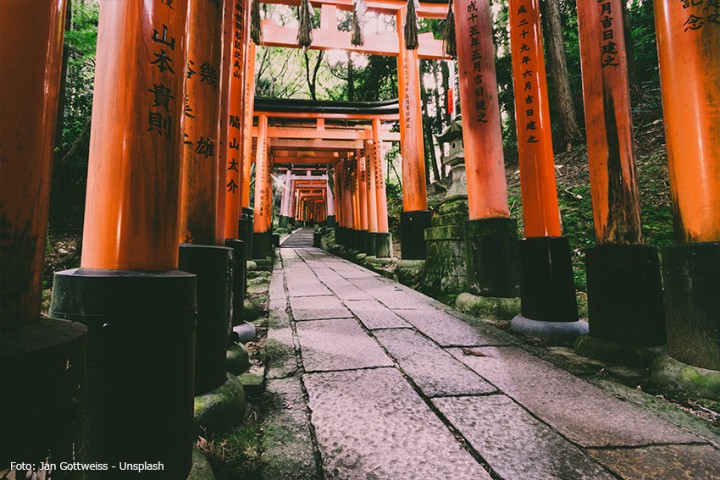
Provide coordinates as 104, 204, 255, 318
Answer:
654, 0, 720, 376
576, 0, 665, 356
252, 115, 272, 258
280, 169, 293, 227
224, 0, 250, 240
373, 119, 393, 257
397, 10, 431, 259
456, 0, 520, 301
240, 43, 257, 255
1, 0, 87, 468
508, 0, 583, 342
178, 0, 235, 396
50, 1, 197, 474
365, 137, 379, 256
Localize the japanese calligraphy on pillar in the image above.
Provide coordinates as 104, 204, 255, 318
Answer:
511, 1, 540, 145
226, 0, 245, 197
148, 20, 178, 139
464, 0, 489, 123
679, 0, 720, 31
596, 0, 620, 67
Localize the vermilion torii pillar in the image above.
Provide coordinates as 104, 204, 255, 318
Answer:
344, 158, 356, 248
224, 0, 251, 241
280, 169, 293, 227
373, 119, 393, 258
253, 115, 272, 258
654, 0, 720, 377
455, 0, 520, 300
49, 1, 197, 475
365, 137, 379, 256
178, 0, 234, 397
508, 0, 583, 342
397, 10, 431, 260
1, 0, 87, 467
576, 0, 665, 354
240, 43, 257, 256
357, 149, 370, 253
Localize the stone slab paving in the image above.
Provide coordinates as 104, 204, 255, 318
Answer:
343, 300, 411, 329
373, 329, 496, 397
449, 346, 703, 447
394, 309, 502, 347
266, 245, 720, 479
296, 319, 393, 372
586, 444, 720, 480
433, 395, 616, 480
303, 368, 492, 480
261, 378, 320, 480
290, 295, 353, 320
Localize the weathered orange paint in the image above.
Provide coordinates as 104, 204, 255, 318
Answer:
372, 119, 390, 233
357, 151, 369, 230
241, 43, 257, 210
455, 0, 511, 220
509, 0, 562, 238
655, 0, 720, 243
81, 0, 188, 270
343, 159, 355, 228
180, 0, 224, 246
0, 0, 67, 331
365, 139, 379, 233
253, 115, 270, 233
578, 0, 643, 245
215, 0, 234, 244
224, 0, 251, 239
397, 11, 428, 212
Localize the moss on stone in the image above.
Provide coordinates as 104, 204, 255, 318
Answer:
456, 292, 520, 320
194, 374, 247, 437
226, 343, 251, 375
651, 354, 720, 400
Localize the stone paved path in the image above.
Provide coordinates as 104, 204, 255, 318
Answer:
261, 241, 720, 480
280, 227, 314, 248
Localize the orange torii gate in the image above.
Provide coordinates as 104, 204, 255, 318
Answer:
248, 97, 399, 257
4, 0, 720, 473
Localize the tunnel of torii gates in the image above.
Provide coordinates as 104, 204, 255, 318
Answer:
1, 0, 718, 475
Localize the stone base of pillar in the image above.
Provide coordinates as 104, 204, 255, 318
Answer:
585, 244, 665, 346
465, 217, 520, 298
650, 353, 720, 401
511, 314, 588, 345
233, 321, 257, 344
358, 230, 369, 254
663, 241, 720, 371
179, 244, 232, 395
313, 231, 322, 247
421, 200, 468, 296
225, 239, 247, 326
279, 215, 291, 228
327, 215, 336, 227
239, 208, 254, 260
575, 335, 665, 368
334, 226, 343, 246
375, 232, 393, 258
272, 233, 280, 247
50, 269, 196, 477
193, 373, 246, 438
252, 231, 272, 259
0, 319, 86, 469
366, 232, 378, 256
400, 210, 432, 260
397, 259, 426, 287
518, 236, 578, 323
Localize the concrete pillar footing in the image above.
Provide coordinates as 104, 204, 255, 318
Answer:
650, 353, 720, 401
574, 334, 666, 368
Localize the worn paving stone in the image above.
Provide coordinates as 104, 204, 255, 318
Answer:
261, 378, 320, 480
296, 319, 393, 372
343, 300, 411, 329
303, 368, 491, 480
433, 395, 615, 480
290, 295, 353, 320
373, 329, 495, 397
372, 291, 438, 310
394, 309, 500, 347
449, 346, 702, 447
266, 327, 298, 380
326, 283, 373, 301
586, 444, 720, 480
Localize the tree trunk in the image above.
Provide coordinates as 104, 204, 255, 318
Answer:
419, 61, 440, 184
541, 0, 583, 148
50, 0, 73, 228
347, 57, 355, 101
305, 50, 324, 100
